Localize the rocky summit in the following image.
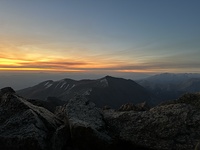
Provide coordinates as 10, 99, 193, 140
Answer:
1, 87, 200, 150
0, 87, 67, 150
104, 103, 200, 150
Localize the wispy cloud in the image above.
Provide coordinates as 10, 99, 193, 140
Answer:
1, 37, 200, 74
1, 52, 200, 73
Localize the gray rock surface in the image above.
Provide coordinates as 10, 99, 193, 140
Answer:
2, 87, 200, 150
160, 92, 200, 109
0, 87, 67, 150
118, 102, 150, 111
64, 95, 112, 150
104, 103, 200, 150
118, 103, 138, 111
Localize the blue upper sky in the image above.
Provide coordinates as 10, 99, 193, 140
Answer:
0, 0, 200, 75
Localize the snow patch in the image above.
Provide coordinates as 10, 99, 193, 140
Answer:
44, 82, 49, 86
65, 84, 69, 90
60, 82, 66, 88
100, 79, 108, 86
83, 89, 92, 95
67, 84, 76, 91
71, 84, 75, 88
45, 83, 53, 89
44, 81, 53, 89
55, 82, 60, 88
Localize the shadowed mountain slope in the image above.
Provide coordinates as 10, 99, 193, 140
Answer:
137, 73, 200, 101
18, 76, 157, 108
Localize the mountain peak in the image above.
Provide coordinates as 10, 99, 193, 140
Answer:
18, 76, 156, 108
0, 87, 15, 95
103, 75, 126, 81
104, 75, 112, 78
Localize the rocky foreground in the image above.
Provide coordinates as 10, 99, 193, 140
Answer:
1, 87, 200, 150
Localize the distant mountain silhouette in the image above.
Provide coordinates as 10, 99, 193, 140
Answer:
137, 73, 200, 101
17, 76, 156, 108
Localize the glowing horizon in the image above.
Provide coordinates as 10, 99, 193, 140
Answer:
0, 1, 200, 75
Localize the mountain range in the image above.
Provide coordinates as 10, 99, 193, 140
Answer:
137, 73, 200, 101
17, 73, 200, 108
17, 76, 156, 108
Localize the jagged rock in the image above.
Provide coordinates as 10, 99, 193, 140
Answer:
102, 105, 111, 110
0, 87, 15, 98
27, 97, 66, 113
136, 101, 150, 111
27, 99, 57, 113
118, 102, 150, 111
0, 87, 15, 94
176, 93, 200, 108
64, 95, 112, 150
104, 103, 200, 150
3, 86, 200, 150
51, 125, 71, 150
0, 88, 67, 150
118, 103, 138, 111
159, 92, 200, 108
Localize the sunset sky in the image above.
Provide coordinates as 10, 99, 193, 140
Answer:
0, 0, 200, 76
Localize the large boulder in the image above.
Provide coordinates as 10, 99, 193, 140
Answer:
64, 95, 112, 150
0, 88, 68, 150
159, 92, 200, 108
104, 103, 200, 150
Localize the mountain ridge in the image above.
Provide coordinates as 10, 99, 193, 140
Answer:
17, 76, 157, 108
137, 73, 200, 101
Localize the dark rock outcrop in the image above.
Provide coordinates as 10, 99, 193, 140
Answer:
175, 92, 200, 108
159, 92, 200, 108
119, 101, 150, 111
27, 97, 66, 113
104, 103, 200, 150
0, 88, 68, 150
195, 141, 200, 150
118, 103, 138, 111
136, 101, 150, 111
2, 87, 200, 150
63, 95, 112, 150
0, 87, 15, 97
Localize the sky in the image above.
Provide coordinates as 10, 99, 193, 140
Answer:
0, 0, 200, 86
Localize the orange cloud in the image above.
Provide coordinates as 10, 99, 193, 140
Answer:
1, 37, 199, 74
0, 55, 118, 72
